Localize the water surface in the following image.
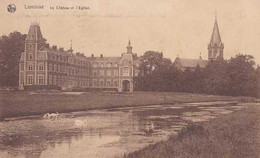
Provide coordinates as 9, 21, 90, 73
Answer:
0, 101, 242, 158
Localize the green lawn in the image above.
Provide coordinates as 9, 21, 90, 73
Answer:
0, 91, 255, 118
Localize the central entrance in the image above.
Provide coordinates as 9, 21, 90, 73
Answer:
122, 80, 130, 92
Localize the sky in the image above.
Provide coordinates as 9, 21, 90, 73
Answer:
1, 0, 260, 64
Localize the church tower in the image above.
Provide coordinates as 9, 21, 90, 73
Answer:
208, 15, 224, 60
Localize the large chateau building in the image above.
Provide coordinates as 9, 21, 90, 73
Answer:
19, 23, 140, 92
173, 16, 224, 71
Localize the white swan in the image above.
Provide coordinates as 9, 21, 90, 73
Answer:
43, 112, 62, 119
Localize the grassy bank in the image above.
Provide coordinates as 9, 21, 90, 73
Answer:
125, 104, 260, 158
0, 91, 254, 119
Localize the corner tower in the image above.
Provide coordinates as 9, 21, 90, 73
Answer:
19, 23, 46, 87
208, 16, 224, 60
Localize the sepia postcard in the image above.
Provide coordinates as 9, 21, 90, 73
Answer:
0, 0, 259, 158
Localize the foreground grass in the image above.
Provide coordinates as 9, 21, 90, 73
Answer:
125, 104, 260, 158
0, 91, 254, 118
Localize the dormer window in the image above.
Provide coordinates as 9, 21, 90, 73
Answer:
107, 63, 111, 67
93, 63, 97, 68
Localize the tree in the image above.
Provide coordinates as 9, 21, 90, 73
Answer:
140, 51, 171, 75
225, 54, 257, 96
135, 51, 173, 91
0, 31, 26, 86
204, 59, 229, 95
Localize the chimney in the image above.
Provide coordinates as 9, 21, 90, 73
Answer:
59, 47, 64, 52
45, 43, 50, 48
76, 52, 80, 56
52, 45, 57, 50
100, 54, 103, 58
91, 54, 94, 58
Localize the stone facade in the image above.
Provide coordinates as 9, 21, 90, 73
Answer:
19, 23, 140, 92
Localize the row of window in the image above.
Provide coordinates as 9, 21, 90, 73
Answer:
49, 75, 68, 86
22, 75, 45, 85
92, 62, 118, 68
25, 63, 45, 71
48, 54, 90, 67
28, 53, 89, 67
21, 75, 119, 87
48, 54, 68, 63
68, 68, 89, 76
93, 69, 118, 77
48, 74, 118, 87
93, 80, 118, 87
69, 58, 89, 66
48, 63, 69, 73
23, 64, 133, 78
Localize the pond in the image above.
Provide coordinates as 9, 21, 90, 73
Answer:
0, 101, 242, 158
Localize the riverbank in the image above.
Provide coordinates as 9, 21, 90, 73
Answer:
0, 91, 255, 119
125, 103, 260, 158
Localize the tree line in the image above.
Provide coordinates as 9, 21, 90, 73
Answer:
134, 51, 260, 98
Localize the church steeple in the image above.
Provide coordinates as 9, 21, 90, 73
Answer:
208, 13, 224, 60
210, 15, 222, 45
126, 39, 132, 54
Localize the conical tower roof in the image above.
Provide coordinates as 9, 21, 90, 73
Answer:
210, 17, 222, 44
25, 22, 44, 42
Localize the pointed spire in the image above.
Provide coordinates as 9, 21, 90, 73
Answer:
208, 13, 224, 60
128, 38, 132, 47
199, 52, 202, 60
127, 38, 132, 54
210, 13, 222, 45
215, 10, 217, 22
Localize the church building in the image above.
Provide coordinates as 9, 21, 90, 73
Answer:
18, 23, 140, 92
173, 16, 224, 71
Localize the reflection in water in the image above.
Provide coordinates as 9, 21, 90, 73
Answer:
0, 101, 242, 158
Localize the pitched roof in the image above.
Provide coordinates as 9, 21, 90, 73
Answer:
39, 46, 69, 56
86, 57, 121, 62
175, 57, 208, 68
210, 18, 222, 45
25, 23, 44, 42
